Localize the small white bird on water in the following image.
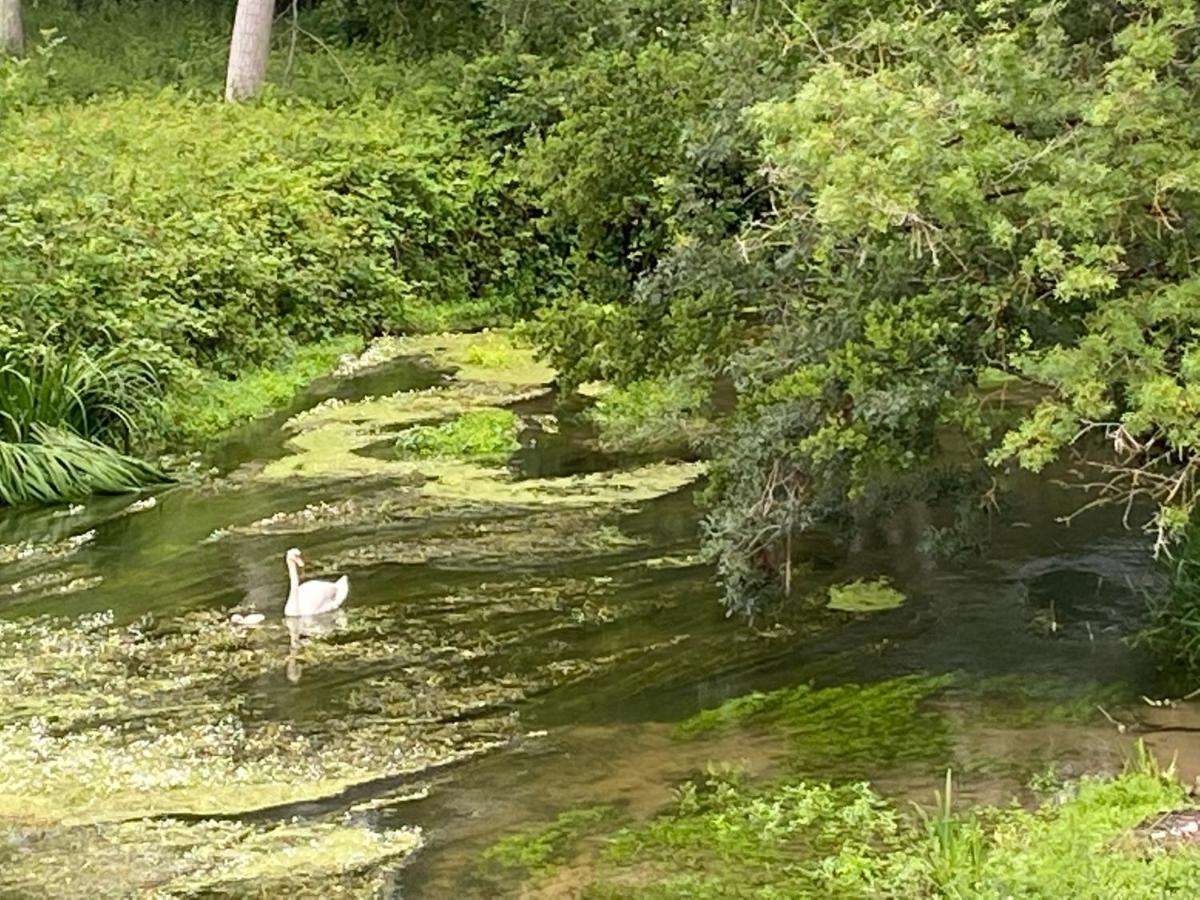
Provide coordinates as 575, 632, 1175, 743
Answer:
284, 547, 350, 617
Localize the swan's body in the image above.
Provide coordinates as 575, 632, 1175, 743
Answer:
284, 548, 349, 617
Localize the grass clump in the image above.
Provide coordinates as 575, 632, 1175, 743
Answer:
0, 344, 162, 448
585, 375, 713, 454
395, 408, 521, 462
164, 336, 363, 441
1142, 521, 1200, 677
0, 345, 167, 504
674, 675, 955, 777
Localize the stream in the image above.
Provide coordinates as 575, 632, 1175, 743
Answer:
0, 336, 1194, 897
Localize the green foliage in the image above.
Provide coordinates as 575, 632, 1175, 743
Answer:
517, 44, 714, 295
593, 774, 931, 897
498, 749, 1199, 898
0, 343, 162, 447
680, 0, 1200, 612
1142, 521, 1200, 673
0, 426, 166, 505
0, 343, 166, 504
1, 94, 465, 372
915, 769, 988, 895
963, 765, 1198, 898
585, 375, 712, 453
395, 408, 521, 462
15, 0, 1200, 646
164, 336, 362, 441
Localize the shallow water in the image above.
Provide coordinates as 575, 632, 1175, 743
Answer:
0, 348, 1188, 896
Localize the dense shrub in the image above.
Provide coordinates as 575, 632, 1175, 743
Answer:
0, 95, 469, 371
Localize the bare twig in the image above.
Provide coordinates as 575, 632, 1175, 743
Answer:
297, 26, 357, 91
1097, 705, 1128, 733
284, 0, 299, 82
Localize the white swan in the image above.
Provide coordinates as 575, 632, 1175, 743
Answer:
283, 547, 350, 617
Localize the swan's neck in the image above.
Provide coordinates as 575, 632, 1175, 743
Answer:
285, 558, 300, 611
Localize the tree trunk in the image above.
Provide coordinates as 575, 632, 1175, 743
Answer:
0, 0, 23, 57
224, 0, 274, 102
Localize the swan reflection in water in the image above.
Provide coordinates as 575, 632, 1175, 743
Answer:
285, 609, 349, 683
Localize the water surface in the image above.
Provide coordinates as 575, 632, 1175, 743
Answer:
0, 350, 1184, 896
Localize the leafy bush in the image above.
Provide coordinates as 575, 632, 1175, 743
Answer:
0, 94, 465, 372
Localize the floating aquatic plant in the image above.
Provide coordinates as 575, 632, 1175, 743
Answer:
827, 578, 906, 613
1, 815, 421, 897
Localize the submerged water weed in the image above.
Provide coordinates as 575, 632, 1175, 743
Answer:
674, 675, 955, 777
395, 408, 521, 462
260, 328, 706, 502
949, 674, 1132, 729
266, 330, 549, 479
264, 398, 536, 481
826, 577, 906, 612
401, 330, 555, 386
211, 493, 422, 538
480, 805, 622, 879
332, 336, 413, 377
1, 569, 102, 599
284, 380, 545, 436
0, 527, 96, 566
1, 815, 421, 898
327, 331, 552, 389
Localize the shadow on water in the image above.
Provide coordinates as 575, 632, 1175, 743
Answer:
0, 350, 1181, 897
